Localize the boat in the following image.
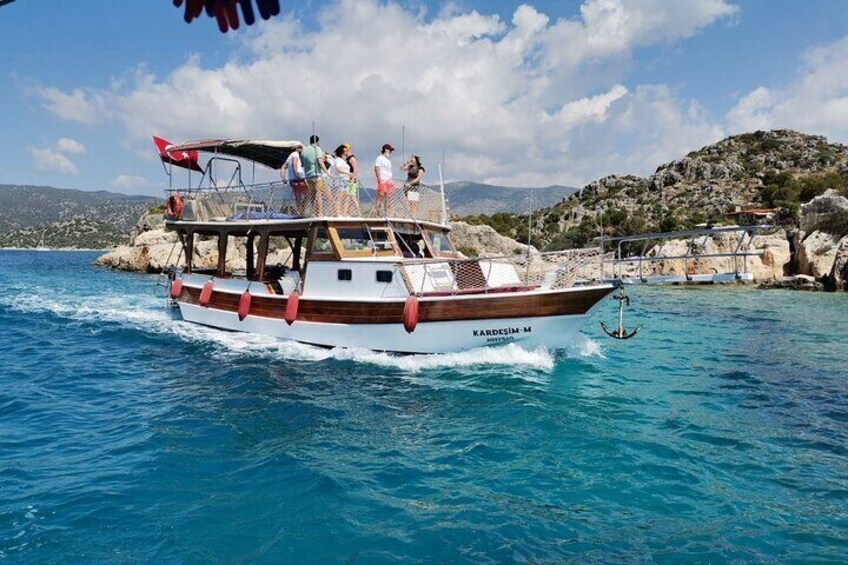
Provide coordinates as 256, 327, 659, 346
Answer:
159, 138, 618, 354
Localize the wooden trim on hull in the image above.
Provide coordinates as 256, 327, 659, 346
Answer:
176, 286, 614, 325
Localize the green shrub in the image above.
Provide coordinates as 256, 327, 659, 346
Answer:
814, 210, 848, 238
658, 213, 681, 233
797, 172, 848, 202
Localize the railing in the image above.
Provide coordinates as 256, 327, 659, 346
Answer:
599, 225, 771, 281
398, 248, 605, 296
166, 178, 446, 224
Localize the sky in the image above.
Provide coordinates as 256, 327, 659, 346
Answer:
1, 0, 847, 196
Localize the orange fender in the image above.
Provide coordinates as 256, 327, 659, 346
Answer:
285, 291, 300, 325
403, 295, 419, 333
169, 278, 183, 299
238, 291, 252, 321
199, 280, 214, 306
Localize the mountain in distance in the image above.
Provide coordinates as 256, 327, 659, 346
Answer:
0, 184, 158, 249
443, 181, 579, 216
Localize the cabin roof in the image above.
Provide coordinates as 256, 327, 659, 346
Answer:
166, 139, 303, 170
164, 216, 450, 235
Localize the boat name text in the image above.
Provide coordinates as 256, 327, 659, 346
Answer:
473, 326, 532, 338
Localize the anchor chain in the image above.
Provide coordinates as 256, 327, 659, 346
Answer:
600, 285, 642, 340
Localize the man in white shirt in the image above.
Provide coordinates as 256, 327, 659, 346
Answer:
373, 143, 395, 215
281, 144, 307, 213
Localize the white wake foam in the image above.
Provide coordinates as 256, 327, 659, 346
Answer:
2, 288, 602, 371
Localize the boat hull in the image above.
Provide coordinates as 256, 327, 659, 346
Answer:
174, 284, 615, 354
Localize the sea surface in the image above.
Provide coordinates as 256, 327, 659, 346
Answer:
1, 250, 847, 563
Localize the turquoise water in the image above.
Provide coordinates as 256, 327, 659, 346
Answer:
1, 250, 847, 563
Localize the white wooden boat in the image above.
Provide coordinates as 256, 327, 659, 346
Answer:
160, 139, 616, 353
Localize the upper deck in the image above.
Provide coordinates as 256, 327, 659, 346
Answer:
159, 138, 449, 231
165, 178, 449, 230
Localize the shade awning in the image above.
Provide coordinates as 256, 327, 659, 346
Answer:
166, 139, 303, 170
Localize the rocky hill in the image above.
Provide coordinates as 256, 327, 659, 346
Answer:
464, 130, 848, 250
0, 218, 133, 249
0, 184, 158, 249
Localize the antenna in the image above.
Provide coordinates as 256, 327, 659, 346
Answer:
527, 189, 532, 250
441, 148, 445, 179
599, 208, 604, 244
438, 164, 447, 225
402, 124, 406, 163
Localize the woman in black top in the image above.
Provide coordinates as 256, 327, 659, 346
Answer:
401, 155, 424, 213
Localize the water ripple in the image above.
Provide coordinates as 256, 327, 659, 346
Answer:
1, 252, 848, 562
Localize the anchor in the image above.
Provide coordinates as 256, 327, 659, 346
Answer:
599, 285, 642, 340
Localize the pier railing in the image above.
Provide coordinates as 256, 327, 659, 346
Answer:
166, 179, 446, 224
599, 225, 771, 282
399, 247, 605, 296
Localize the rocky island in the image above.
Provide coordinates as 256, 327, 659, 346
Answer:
94, 130, 848, 291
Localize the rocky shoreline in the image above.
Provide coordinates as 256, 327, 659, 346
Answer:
94, 188, 848, 292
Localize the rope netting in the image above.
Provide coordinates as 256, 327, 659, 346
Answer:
170, 180, 445, 223
400, 248, 605, 295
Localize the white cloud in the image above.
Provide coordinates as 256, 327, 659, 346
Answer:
546, 84, 629, 127
56, 137, 87, 155
727, 36, 848, 141
30, 147, 79, 175
37, 0, 738, 186
28, 138, 89, 176
38, 87, 110, 126
112, 174, 148, 189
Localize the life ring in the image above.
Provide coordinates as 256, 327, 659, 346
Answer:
403, 295, 419, 333
238, 291, 252, 321
165, 192, 183, 219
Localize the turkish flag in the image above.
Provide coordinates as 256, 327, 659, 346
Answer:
153, 136, 203, 172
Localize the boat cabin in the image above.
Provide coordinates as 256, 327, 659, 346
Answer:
170, 216, 461, 299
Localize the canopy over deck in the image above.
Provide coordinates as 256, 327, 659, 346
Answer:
167, 139, 302, 169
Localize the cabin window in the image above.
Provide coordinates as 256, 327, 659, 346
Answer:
426, 230, 454, 255
338, 269, 352, 281
393, 230, 427, 258
370, 229, 395, 253
311, 227, 332, 254
336, 227, 371, 252
376, 270, 393, 283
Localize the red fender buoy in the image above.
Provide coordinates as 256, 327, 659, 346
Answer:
169, 278, 184, 299
238, 291, 252, 321
403, 295, 419, 334
284, 291, 300, 326
199, 280, 214, 307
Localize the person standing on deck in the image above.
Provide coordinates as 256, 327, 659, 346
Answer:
301, 135, 330, 216
343, 143, 361, 216
329, 145, 354, 216
374, 143, 395, 216
401, 154, 425, 216
281, 144, 307, 213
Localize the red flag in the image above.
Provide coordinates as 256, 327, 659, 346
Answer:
153, 136, 203, 172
